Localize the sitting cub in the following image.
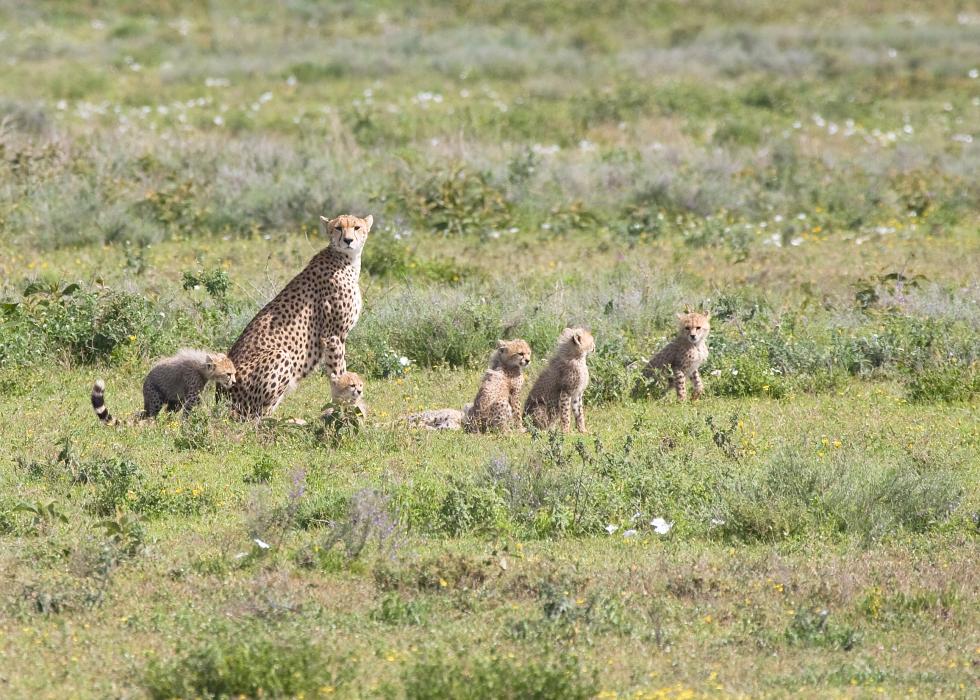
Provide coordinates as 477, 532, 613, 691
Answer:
465, 339, 532, 433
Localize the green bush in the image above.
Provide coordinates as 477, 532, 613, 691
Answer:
708, 351, 789, 398
402, 651, 597, 700
711, 448, 961, 543
143, 627, 343, 699
0, 280, 172, 368
904, 361, 978, 403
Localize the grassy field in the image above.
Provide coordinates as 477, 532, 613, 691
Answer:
1, 1, 979, 698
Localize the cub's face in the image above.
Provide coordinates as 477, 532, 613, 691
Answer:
331, 372, 365, 404
320, 214, 373, 256
677, 312, 710, 345
561, 327, 595, 356
207, 353, 237, 387
496, 339, 532, 370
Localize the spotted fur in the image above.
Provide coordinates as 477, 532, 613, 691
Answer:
642, 311, 710, 400
523, 328, 594, 433
222, 214, 372, 419
91, 349, 236, 425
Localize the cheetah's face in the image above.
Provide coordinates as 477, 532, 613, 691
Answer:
560, 327, 595, 356
320, 214, 373, 257
496, 339, 532, 370
676, 312, 710, 345
207, 353, 237, 387
331, 372, 365, 403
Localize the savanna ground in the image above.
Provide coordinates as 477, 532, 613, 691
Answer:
1, 1, 978, 698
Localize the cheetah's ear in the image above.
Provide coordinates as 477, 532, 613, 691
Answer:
496, 339, 506, 349
205, 356, 215, 371
363, 214, 374, 232
572, 331, 583, 346
676, 312, 686, 321
319, 215, 330, 236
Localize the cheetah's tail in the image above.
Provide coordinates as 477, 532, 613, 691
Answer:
91, 379, 115, 425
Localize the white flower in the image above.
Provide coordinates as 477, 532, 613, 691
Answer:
253, 538, 271, 549
399, 356, 410, 366
212, 115, 224, 126
710, 369, 722, 377
650, 517, 673, 535
710, 518, 726, 527
631, 511, 642, 522
790, 237, 804, 246
970, 68, 979, 79
286, 75, 297, 86
731, 369, 739, 376
605, 524, 618, 535
623, 529, 638, 538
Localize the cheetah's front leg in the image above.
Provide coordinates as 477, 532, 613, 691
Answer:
690, 369, 704, 401
508, 386, 523, 429
572, 394, 587, 433
321, 335, 347, 378
673, 368, 687, 401
558, 392, 572, 432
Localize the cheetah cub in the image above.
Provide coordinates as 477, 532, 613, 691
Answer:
466, 339, 532, 433
642, 311, 710, 400
91, 349, 236, 424
523, 328, 595, 433
322, 371, 368, 418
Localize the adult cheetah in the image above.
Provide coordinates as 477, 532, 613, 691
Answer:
222, 214, 372, 419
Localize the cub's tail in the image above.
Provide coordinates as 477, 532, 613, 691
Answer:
91, 379, 115, 424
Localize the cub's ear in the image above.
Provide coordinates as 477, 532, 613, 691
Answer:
676, 312, 686, 321
572, 331, 583, 346
363, 214, 374, 232
703, 310, 711, 319
205, 357, 216, 371
496, 339, 507, 349
319, 215, 330, 236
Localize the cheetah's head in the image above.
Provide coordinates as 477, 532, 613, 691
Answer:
676, 311, 710, 345
558, 327, 595, 358
331, 371, 365, 404
320, 214, 373, 257
493, 339, 532, 370
206, 353, 237, 388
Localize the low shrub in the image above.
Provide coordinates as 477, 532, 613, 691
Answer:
711, 447, 961, 543
143, 626, 344, 699
904, 361, 978, 403
402, 650, 598, 700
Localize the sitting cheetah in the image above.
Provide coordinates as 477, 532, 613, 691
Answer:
91, 349, 236, 425
322, 371, 368, 418
642, 311, 710, 400
523, 328, 594, 433
222, 214, 372, 419
466, 339, 532, 433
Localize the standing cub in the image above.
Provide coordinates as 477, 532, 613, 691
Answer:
91, 349, 236, 424
642, 311, 710, 400
466, 339, 532, 433
523, 328, 594, 433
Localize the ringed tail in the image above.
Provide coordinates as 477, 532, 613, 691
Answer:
91, 379, 114, 424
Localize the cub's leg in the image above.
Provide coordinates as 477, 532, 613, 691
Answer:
673, 368, 687, 401
558, 392, 572, 432
690, 369, 704, 401
142, 383, 165, 418
179, 375, 207, 414
572, 394, 587, 433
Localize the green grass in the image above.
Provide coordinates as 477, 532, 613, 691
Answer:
1, 1, 979, 698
